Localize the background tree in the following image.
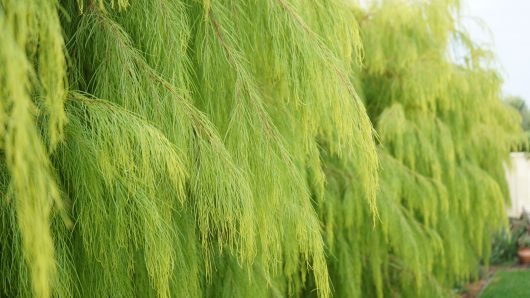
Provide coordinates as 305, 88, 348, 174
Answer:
506, 95, 530, 149
311, 1, 522, 297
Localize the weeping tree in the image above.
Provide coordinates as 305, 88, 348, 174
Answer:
1, 0, 376, 297
506, 96, 530, 149
0, 0, 522, 297
311, 0, 522, 297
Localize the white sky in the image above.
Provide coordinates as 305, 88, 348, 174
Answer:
462, 0, 530, 102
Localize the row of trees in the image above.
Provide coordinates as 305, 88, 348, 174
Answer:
0, 0, 522, 297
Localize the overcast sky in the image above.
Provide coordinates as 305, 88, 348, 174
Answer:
462, 0, 530, 102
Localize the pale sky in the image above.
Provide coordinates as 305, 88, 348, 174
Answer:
462, 0, 530, 102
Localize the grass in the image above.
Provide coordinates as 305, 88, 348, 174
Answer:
480, 270, 530, 298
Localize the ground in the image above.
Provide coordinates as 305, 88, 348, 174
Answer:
460, 263, 530, 298
480, 269, 530, 298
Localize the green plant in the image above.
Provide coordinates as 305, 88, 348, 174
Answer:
490, 217, 530, 264
321, 0, 522, 296
506, 96, 530, 150
518, 234, 530, 248
0, 0, 522, 298
490, 231, 518, 265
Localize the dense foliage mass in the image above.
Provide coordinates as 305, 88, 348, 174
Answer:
506, 96, 530, 149
0, 0, 522, 297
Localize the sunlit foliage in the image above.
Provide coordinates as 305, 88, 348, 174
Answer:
0, 0, 521, 297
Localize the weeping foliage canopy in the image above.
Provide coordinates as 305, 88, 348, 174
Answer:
318, 1, 522, 297
0, 0, 522, 297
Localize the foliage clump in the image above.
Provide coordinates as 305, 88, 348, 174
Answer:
314, 1, 522, 297
0, 0, 522, 297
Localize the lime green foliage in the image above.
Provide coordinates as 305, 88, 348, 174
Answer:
0, 1, 66, 297
481, 270, 530, 298
314, 0, 521, 297
0, 0, 522, 297
506, 96, 530, 149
